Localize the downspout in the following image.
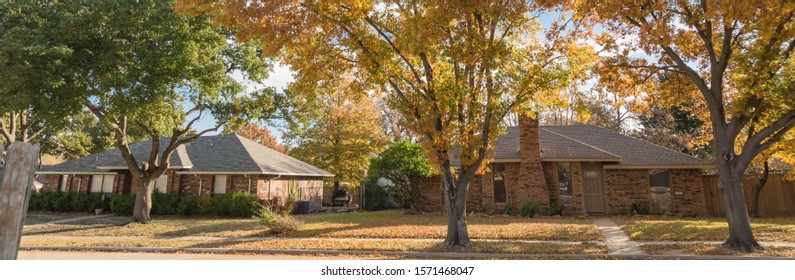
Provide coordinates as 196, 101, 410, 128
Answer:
197, 174, 202, 195
246, 174, 252, 193
76, 176, 82, 193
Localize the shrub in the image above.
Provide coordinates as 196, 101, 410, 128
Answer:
110, 194, 135, 215
255, 207, 279, 226
28, 191, 43, 211
173, 193, 263, 217
363, 179, 391, 211
548, 202, 565, 216
504, 204, 513, 216
86, 194, 103, 212
519, 201, 538, 217
151, 190, 177, 215
631, 202, 650, 215
198, 196, 214, 215
257, 207, 302, 234
226, 191, 261, 217
67, 192, 88, 212
177, 196, 202, 216
40, 191, 60, 211
211, 194, 229, 216
52, 192, 70, 212
269, 216, 303, 234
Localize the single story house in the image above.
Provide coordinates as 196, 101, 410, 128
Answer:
418, 116, 712, 216
37, 134, 334, 212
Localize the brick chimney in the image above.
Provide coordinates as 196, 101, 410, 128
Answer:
518, 114, 549, 209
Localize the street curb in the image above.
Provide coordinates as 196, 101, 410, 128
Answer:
18, 246, 795, 260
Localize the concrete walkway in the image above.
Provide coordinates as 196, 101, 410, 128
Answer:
594, 219, 645, 255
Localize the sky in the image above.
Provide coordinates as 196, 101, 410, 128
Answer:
188, 63, 295, 142
187, 11, 638, 144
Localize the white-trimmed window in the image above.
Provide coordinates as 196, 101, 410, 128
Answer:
154, 175, 169, 193
649, 169, 672, 211
213, 175, 227, 194
59, 175, 69, 192
558, 162, 573, 205
90, 175, 115, 193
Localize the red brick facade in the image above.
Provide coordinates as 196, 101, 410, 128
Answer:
414, 116, 708, 216
40, 172, 325, 211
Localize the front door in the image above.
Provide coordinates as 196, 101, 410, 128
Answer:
582, 163, 606, 213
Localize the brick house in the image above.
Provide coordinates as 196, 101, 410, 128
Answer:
419, 116, 712, 216
37, 134, 333, 212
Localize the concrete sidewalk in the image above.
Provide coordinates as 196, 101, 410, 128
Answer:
18, 246, 793, 260
594, 219, 645, 255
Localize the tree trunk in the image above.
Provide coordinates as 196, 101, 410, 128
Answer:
408, 179, 420, 213
716, 159, 761, 252
441, 169, 471, 248
132, 178, 155, 223
751, 161, 770, 218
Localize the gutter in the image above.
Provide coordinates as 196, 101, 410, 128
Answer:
174, 171, 334, 177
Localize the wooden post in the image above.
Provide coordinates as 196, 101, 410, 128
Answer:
0, 142, 40, 260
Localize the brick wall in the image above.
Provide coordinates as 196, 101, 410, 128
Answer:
40, 174, 92, 193
518, 115, 549, 209
255, 176, 323, 211
570, 162, 586, 214
178, 174, 214, 196
602, 168, 706, 216
604, 169, 651, 214
417, 176, 443, 213
543, 162, 559, 204
670, 169, 707, 216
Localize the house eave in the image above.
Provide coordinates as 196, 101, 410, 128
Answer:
603, 164, 715, 169
541, 158, 622, 162
36, 171, 118, 175
174, 171, 334, 177
97, 165, 192, 170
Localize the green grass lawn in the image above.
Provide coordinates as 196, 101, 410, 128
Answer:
24, 210, 601, 241
615, 216, 795, 242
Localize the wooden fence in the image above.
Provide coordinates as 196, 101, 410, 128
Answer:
0, 143, 41, 260
702, 173, 795, 217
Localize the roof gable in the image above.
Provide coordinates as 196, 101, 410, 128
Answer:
541, 125, 710, 167
40, 139, 190, 173
40, 134, 333, 177
487, 125, 710, 167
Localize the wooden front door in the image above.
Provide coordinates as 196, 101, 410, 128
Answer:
582, 163, 606, 213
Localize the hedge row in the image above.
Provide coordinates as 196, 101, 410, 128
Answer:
28, 191, 109, 213
30, 190, 262, 217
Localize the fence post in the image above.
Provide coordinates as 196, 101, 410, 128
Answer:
0, 142, 40, 260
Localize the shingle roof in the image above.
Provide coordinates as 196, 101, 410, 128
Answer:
39, 134, 333, 177
180, 134, 333, 176
541, 125, 710, 167
470, 124, 710, 167
39, 139, 191, 174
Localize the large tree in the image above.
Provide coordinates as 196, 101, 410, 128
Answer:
177, 1, 589, 247
368, 141, 435, 213
41, 1, 275, 223
580, 0, 795, 251
285, 92, 388, 188
0, 3, 80, 147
